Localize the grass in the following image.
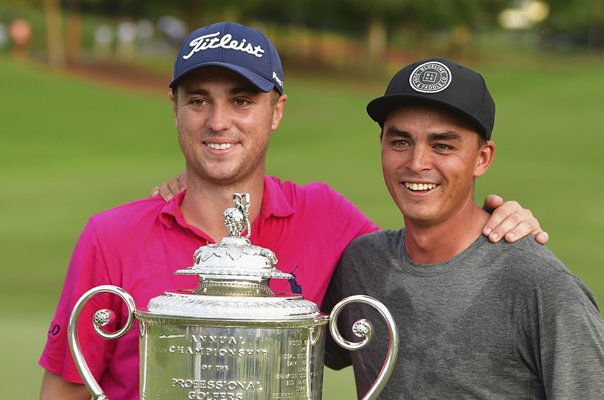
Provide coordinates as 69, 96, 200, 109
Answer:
1, 53, 603, 399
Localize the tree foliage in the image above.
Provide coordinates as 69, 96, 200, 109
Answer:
541, 0, 604, 48
220, 0, 510, 35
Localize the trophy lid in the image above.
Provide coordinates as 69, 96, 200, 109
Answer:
176, 193, 292, 283
143, 193, 322, 320
175, 193, 293, 294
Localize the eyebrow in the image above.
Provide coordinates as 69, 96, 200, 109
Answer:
183, 86, 260, 97
384, 128, 462, 142
384, 128, 411, 138
229, 86, 261, 96
428, 132, 462, 142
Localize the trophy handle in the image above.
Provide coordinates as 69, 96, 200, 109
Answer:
68, 285, 137, 400
329, 295, 399, 400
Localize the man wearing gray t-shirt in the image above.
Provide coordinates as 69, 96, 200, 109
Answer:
323, 58, 604, 399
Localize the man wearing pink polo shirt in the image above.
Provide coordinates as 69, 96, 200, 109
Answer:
39, 22, 546, 400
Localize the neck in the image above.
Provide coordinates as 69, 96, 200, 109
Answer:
180, 173, 265, 242
404, 200, 489, 264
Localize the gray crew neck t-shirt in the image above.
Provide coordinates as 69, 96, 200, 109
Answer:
323, 230, 604, 399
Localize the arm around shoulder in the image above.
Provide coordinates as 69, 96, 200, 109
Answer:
40, 370, 91, 400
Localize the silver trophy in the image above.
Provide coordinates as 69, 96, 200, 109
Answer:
69, 193, 398, 399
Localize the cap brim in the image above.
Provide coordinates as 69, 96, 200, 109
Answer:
367, 94, 487, 137
169, 62, 277, 93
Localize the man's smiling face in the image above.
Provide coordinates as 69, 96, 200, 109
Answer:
380, 105, 494, 227
171, 67, 286, 186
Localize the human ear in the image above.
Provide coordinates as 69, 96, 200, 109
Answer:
169, 90, 177, 121
271, 94, 288, 130
474, 140, 496, 177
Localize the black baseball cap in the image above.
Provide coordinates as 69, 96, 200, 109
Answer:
366, 58, 495, 139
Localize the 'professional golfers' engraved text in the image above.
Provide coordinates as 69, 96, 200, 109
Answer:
184, 32, 265, 60
171, 378, 263, 400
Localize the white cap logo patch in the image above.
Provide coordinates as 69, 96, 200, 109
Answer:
409, 61, 452, 93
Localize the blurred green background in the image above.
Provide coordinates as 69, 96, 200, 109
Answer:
1, 0, 603, 399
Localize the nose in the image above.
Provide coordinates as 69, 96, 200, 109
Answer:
407, 145, 431, 172
206, 103, 232, 132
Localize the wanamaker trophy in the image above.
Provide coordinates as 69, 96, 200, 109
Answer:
68, 193, 399, 399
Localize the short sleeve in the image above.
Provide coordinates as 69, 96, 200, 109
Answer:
38, 218, 120, 383
517, 271, 604, 398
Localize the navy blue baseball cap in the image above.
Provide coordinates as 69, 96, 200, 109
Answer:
367, 58, 495, 139
169, 22, 284, 94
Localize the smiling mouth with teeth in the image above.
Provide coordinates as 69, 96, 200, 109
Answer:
404, 182, 438, 191
206, 143, 234, 150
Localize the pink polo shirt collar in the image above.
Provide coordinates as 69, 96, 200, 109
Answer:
158, 176, 295, 233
